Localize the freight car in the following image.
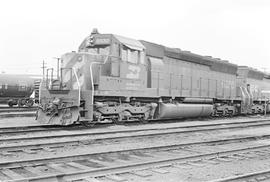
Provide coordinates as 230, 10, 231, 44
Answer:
0, 74, 41, 107
36, 29, 270, 125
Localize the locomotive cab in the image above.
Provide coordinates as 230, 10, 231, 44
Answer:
37, 30, 149, 125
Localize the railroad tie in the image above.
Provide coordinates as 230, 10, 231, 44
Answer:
215, 156, 232, 162
81, 177, 103, 182
23, 149, 37, 154
42, 147, 56, 152
24, 166, 44, 175
47, 163, 75, 173
151, 167, 169, 174
0, 151, 14, 156
204, 159, 219, 165
256, 175, 268, 181
105, 174, 128, 182
130, 170, 153, 177
86, 159, 112, 167
187, 160, 207, 167
228, 155, 246, 160
172, 162, 192, 169
1, 169, 24, 180
66, 162, 94, 170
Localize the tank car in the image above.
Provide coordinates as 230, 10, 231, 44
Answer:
0, 74, 41, 107
36, 29, 270, 125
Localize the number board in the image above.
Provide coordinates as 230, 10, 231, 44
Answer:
94, 38, 111, 45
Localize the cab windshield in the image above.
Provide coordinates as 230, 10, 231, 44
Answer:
87, 46, 110, 55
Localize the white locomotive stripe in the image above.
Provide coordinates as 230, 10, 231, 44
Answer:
73, 75, 85, 89
72, 59, 85, 72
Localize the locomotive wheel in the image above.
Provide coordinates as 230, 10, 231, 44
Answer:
8, 101, 13, 107
25, 99, 34, 107
7, 99, 16, 107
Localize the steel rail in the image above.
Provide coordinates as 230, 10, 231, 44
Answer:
0, 108, 37, 113
0, 112, 35, 118
0, 106, 37, 109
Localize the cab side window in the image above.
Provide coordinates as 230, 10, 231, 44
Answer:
129, 49, 138, 64
140, 51, 145, 64
121, 46, 141, 64
87, 46, 110, 55
121, 47, 128, 61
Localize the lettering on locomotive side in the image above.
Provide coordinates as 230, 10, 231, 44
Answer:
125, 82, 141, 90
126, 65, 141, 79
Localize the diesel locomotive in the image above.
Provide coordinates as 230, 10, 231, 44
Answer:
36, 29, 270, 125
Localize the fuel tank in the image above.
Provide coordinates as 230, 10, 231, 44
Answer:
154, 103, 213, 119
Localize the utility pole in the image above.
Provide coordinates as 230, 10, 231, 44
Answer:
41, 60, 47, 80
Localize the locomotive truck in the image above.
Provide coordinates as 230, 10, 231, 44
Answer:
36, 29, 270, 125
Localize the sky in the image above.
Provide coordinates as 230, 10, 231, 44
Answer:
0, 0, 270, 74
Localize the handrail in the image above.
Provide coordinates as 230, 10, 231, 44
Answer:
46, 68, 54, 89
89, 54, 110, 106
72, 68, 81, 106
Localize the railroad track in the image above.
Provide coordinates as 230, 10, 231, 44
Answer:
1, 118, 270, 181
1, 118, 270, 150
1, 117, 270, 136
1, 132, 270, 166
1, 134, 270, 181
